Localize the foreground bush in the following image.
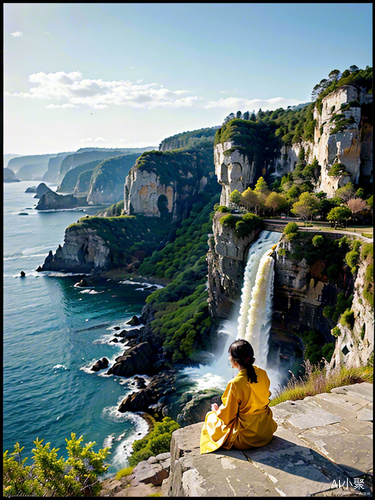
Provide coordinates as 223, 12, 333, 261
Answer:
3, 433, 109, 497
270, 358, 373, 407
129, 417, 180, 467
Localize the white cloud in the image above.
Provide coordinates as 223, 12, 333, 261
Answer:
11, 31, 23, 37
94, 137, 106, 142
4, 70, 304, 113
45, 32, 50, 35
129, 66, 135, 69
80, 138, 93, 142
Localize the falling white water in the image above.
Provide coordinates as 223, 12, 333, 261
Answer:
183, 230, 283, 396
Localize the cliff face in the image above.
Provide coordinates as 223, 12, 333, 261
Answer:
214, 84, 372, 200
311, 85, 373, 197
124, 148, 219, 220
330, 257, 374, 369
41, 225, 111, 273
207, 212, 261, 318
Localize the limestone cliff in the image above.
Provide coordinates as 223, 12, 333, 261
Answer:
214, 84, 372, 200
40, 225, 111, 273
124, 147, 219, 220
330, 255, 374, 369
206, 212, 261, 318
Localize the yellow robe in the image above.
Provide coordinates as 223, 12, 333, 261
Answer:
200, 366, 277, 454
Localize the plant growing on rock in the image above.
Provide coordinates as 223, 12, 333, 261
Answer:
129, 417, 180, 467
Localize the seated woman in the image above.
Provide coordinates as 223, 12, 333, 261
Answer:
200, 339, 277, 454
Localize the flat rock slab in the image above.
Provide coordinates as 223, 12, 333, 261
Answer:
272, 399, 342, 429
244, 428, 346, 497
331, 383, 373, 403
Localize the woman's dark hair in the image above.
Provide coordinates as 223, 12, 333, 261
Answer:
228, 339, 258, 383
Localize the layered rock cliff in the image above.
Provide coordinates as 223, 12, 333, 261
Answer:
214, 84, 372, 202
124, 147, 219, 220
330, 255, 374, 369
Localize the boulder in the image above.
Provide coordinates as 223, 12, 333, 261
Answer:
118, 387, 154, 412
25, 186, 37, 193
75, 278, 89, 287
127, 315, 141, 326
91, 357, 109, 372
132, 460, 169, 486
176, 388, 223, 426
106, 342, 153, 377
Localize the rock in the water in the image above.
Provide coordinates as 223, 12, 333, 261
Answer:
91, 357, 109, 372
118, 387, 154, 412
176, 389, 223, 426
20, 271, 26, 277
111, 337, 119, 343
18, 212, 29, 216
25, 186, 37, 193
75, 278, 89, 287
36, 190, 86, 210
34, 183, 53, 199
127, 315, 141, 326
107, 342, 153, 377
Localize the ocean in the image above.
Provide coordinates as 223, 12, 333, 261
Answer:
3, 181, 159, 475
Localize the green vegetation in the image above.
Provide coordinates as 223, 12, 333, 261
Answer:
133, 144, 215, 190
95, 200, 124, 217
270, 359, 373, 407
88, 154, 141, 202
115, 466, 134, 481
75, 169, 94, 194
220, 212, 263, 238
139, 196, 219, 363
340, 309, 355, 329
3, 433, 109, 497
159, 126, 219, 151
323, 292, 353, 324
129, 418, 180, 467
328, 162, 351, 178
332, 326, 341, 338
284, 222, 299, 234
58, 159, 102, 192
69, 215, 170, 269
361, 243, 374, 306
326, 206, 352, 228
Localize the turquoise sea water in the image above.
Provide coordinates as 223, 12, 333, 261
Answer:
3, 181, 156, 474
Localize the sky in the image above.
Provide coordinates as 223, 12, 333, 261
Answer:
4, 3, 373, 156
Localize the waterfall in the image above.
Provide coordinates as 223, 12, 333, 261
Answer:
183, 230, 282, 394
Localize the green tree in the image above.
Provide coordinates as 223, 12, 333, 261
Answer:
327, 206, 352, 228
291, 192, 319, 221
335, 182, 356, 202
229, 189, 242, 206
328, 163, 350, 178
265, 192, 288, 217
241, 187, 260, 213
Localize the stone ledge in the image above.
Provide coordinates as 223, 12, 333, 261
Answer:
163, 382, 373, 497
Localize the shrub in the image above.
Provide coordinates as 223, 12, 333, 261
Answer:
3, 433, 109, 497
345, 250, 360, 274
312, 235, 324, 247
284, 222, 299, 234
115, 466, 134, 481
220, 214, 236, 228
332, 326, 341, 337
215, 205, 231, 213
340, 309, 355, 330
234, 213, 262, 238
129, 418, 180, 467
323, 305, 334, 319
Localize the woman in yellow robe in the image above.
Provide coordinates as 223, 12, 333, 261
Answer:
200, 339, 277, 454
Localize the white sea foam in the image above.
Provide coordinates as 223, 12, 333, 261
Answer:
78, 289, 104, 294
53, 364, 68, 371
119, 279, 164, 290
102, 434, 115, 449
42, 271, 90, 278
102, 412, 149, 472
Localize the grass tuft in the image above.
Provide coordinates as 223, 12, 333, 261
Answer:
114, 466, 134, 481
270, 358, 373, 407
